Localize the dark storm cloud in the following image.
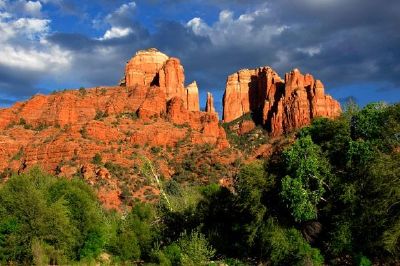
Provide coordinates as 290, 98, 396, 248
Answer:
0, 65, 42, 98
262, 0, 400, 89
46, 0, 400, 107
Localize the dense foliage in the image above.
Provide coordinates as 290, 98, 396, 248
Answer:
0, 102, 398, 265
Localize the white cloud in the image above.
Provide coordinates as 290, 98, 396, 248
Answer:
98, 1, 136, 40
114, 1, 136, 16
0, 0, 6, 9
186, 17, 210, 36
0, 17, 50, 41
105, 1, 136, 25
0, 11, 11, 20
100, 26, 133, 40
186, 7, 285, 47
296, 46, 322, 56
23, 1, 42, 17
0, 11, 71, 74
0, 45, 70, 71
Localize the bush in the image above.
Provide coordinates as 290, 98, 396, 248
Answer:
0, 167, 107, 264
107, 202, 157, 261
94, 110, 108, 120
78, 87, 87, 97
92, 153, 103, 165
260, 218, 324, 265
176, 230, 216, 265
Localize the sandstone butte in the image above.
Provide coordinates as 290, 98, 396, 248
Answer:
0, 48, 228, 177
0, 48, 341, 208
222, 67, 341, 136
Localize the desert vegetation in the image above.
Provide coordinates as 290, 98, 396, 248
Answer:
0, 102, 399, 265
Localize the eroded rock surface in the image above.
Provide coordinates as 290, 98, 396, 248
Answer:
223, 67, 341, 135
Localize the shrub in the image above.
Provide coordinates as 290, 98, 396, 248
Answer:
94, 110, 108, 120
78, 87, 87, 97
150, 146, 162, 154
260, 218, 324, 266
0, 167, 107, 264
104, 162, 128, 180
92, 153, 103, 165
11, 149, 24, 161
177, 230, 216, 265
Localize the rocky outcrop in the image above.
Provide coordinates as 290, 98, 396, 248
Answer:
223, 67, 283, 123
0, 48, 230, 178
205, 92, 216, 114
185, 81, 200, 112
124, 48, 200, 111
159, 57, 186, 99
125, 48, 169, 87
222, 67, 341, 136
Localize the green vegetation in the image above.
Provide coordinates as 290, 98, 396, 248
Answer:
11, 149, 24, 161
116, 111, 138, 120
0, 167, 106, 264
92, 153, 103, 165
94, 110, 108, 120
78, 87, 87, 97
222, 112, 269, 153
0, 102, 398, 265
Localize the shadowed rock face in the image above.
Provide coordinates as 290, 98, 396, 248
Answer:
222, 67, 341, 136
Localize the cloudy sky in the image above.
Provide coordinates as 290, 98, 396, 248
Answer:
0, 0, 399, 112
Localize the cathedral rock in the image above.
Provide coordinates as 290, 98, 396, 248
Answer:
222, 66, 341, 136
123, 48, 200, 112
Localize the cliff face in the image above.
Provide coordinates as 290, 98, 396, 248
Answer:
0, 48, 343, 208
0, 48, 228, 178
222, 67, 341, 136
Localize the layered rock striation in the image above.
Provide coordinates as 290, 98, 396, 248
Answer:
0, 48, 229, 177
222, 67, 341, 136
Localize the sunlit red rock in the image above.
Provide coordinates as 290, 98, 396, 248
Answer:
222, 66, 341, 136
205, 92, 216, 114
125, 48, 169, 87
185, 81, 200, 112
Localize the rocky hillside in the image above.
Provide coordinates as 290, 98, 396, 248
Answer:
0, 48, 341, 209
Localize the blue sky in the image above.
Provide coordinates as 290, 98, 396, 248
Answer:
0, 0, 399, 114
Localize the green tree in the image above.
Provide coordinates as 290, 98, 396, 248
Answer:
0, 167, 108, 264
280, 136, 330, 222
0, 168, 76, 263
177, 230, 216, 266
107, 202, 157, 261
235, 161, 269, 245
260, 218, 324, 266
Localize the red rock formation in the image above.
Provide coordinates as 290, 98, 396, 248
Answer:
223, 67, 341, 136
205, 92, 216, 113
123, 48, 200, 112
185, 81, 200, 111
0, 48, 230, 179
125, 48, 169, 87
223, 67, 283, 123
158, 57, 186, 99
137, 87, 167, 120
